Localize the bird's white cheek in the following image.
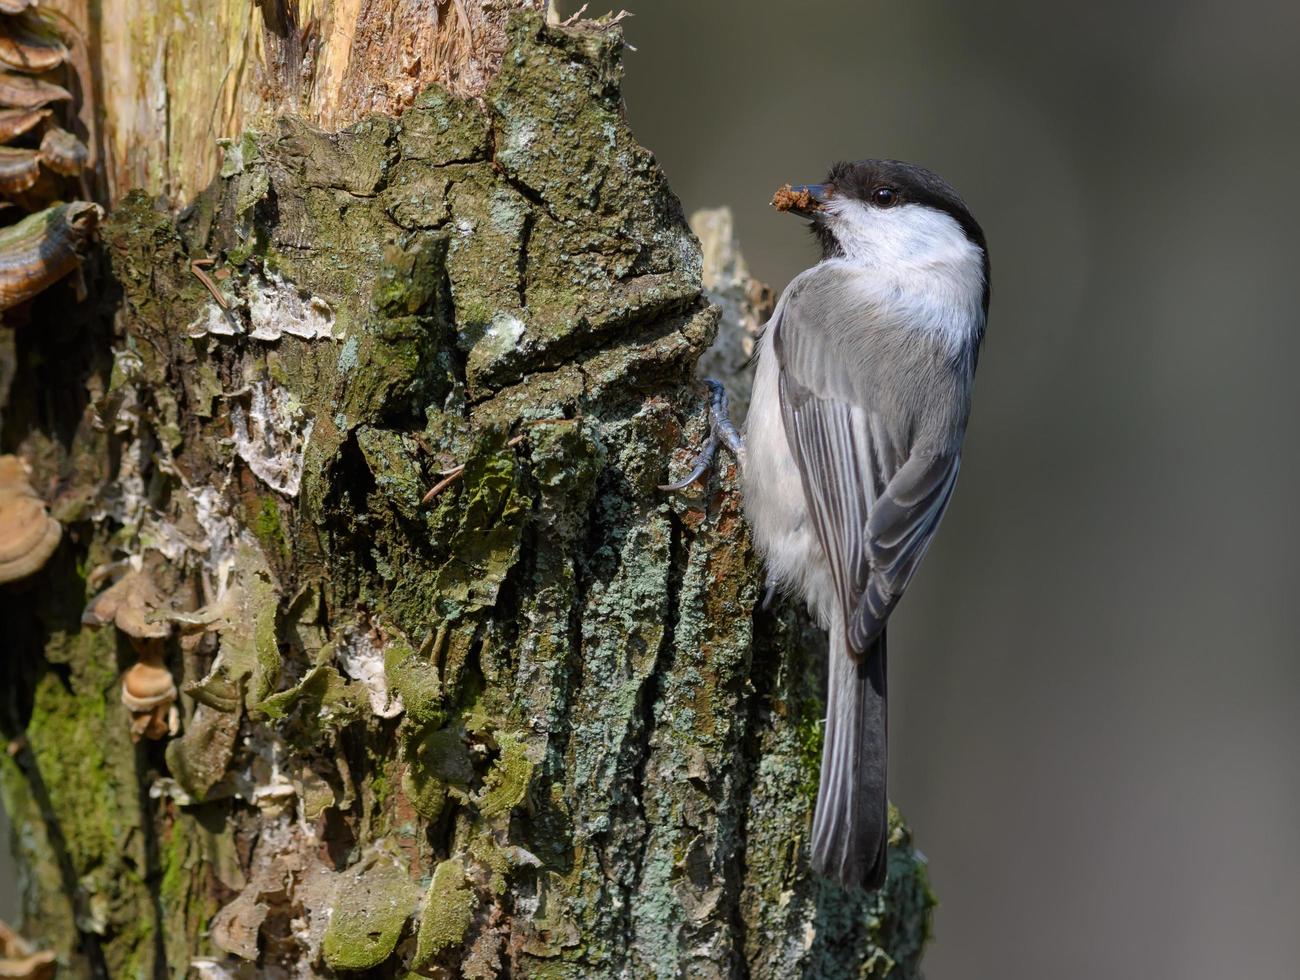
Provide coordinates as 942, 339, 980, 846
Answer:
822, 200, 985, 351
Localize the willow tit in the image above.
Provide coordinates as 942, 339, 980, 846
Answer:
667, 160, 988, 890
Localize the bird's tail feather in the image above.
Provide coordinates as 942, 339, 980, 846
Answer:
810, 625, 888, 890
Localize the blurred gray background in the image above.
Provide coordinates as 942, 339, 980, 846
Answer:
612, 0, 1300, 978
6, 3, 1299, 977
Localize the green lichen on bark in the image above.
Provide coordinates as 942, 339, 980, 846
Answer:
321, 849, 421, 970
413, 856, 479, 968
0, 12, 934, 978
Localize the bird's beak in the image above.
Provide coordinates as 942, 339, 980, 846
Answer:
771, 182, 832, 218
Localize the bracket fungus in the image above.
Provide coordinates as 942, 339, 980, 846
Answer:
0, 11, 69, 76
82, 565, 180, 741
0, 105, 46, 142
0, 71, 68, 109
0, 4, 95, 315
0, 144, 38, 193
36, 124, 86, 176
0, 453, 59, 583
0, 200, 101, 311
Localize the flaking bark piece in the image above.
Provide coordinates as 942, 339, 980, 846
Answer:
0, 13, 69, 75
82, 566, 172, 641
0, 454, 59, 584
770, 183, 815, 212
0, 201, 102, 311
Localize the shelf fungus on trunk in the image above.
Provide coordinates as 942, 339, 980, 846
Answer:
0, 200, 101, 311
0, 70, 68, 109
0, 10, 68, 76
0, 105, 45, 142
36, 124, 85, 175
82, 565, 180, 741
0, 144, 38, 193
0, 453, 58, 583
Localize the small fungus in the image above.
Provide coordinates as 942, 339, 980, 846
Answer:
83, 565, 180, 741
336, 622, 404, 719
247, 269, 335, 340
0, 454, 59, 584
231, 379, 315, 497
121, 657, 179, 741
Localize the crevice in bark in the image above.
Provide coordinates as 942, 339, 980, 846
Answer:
623, 510, 684, 964
729, 598, 791, 980
467, 298, 709, 411
516, 208, 533, 310
132, 747, 169, 980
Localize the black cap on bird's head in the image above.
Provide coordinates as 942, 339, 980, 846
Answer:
773, 158, 989, 313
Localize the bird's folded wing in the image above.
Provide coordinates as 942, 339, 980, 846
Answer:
850, 450, 959, 653
773, 265, 961, 659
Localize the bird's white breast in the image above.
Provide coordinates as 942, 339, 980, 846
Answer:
742, 323, 838, 628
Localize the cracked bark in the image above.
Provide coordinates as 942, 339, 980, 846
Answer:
0, 7, 934, 978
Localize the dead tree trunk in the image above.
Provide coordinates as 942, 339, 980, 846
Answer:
0, 8, 934, 977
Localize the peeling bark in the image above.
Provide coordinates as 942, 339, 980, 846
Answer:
42, 0, 550, 205
0, 11, 934, 978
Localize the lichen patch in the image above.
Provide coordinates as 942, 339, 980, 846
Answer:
248, 270, 336, 341
186, 300, 242, 338
231, 380, 315, 497
336, 623, 405, 719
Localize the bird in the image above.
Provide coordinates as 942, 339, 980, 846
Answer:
666, 159, 989, 890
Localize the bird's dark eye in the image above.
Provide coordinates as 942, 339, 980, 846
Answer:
872, 186, 897, 207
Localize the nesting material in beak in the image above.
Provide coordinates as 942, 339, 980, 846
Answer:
771, 182, 831, 217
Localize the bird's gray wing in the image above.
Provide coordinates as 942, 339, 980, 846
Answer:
849, 450, 959, 653
773, 265, 961, 659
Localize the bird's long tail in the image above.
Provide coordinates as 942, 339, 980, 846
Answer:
810, 624, 888, 890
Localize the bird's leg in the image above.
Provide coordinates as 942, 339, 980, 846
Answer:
659, 380, 746, 491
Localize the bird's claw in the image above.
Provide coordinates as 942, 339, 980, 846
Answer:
659, 380, 745, 492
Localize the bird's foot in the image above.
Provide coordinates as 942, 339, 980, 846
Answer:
659, 380, 745, 492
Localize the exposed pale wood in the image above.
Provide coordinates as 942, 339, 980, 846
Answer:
44, 0, 547, 205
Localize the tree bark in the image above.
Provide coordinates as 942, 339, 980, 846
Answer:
0, 9, 935, 978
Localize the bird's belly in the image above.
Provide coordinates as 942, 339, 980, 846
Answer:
742, 342, 837, 628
